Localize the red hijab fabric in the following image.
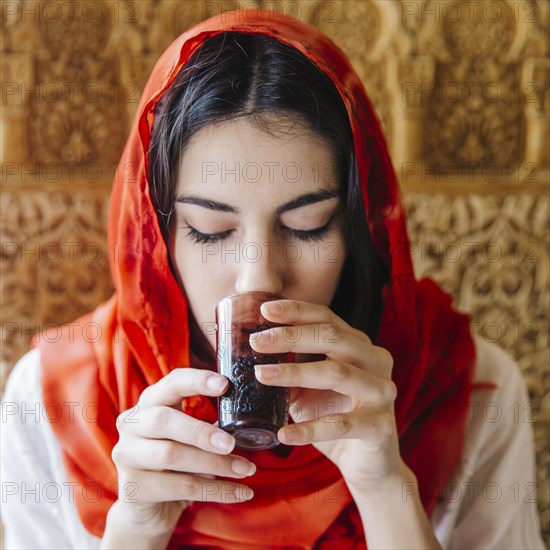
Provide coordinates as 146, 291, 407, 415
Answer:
35, 9, 476, 548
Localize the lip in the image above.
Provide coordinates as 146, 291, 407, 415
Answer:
215, 292, 289, 334
218, 291, 288, 302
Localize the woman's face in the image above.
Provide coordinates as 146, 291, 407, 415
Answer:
170, 116, 348, 357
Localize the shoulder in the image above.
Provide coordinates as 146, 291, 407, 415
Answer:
1, 349, 102, 549
2, 349, 44, 431
2, 348, 59, 482
461, 335, 532, 465
468, 336, 531, 452
2, 348, 53, 447
3, 348, 42, 400
431, 336, 545, 548
2, 349, 45, 478
472, 335, 526, 394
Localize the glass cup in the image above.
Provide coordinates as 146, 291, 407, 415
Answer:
215, 291, 294, 451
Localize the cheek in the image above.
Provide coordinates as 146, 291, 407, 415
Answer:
171, 235, 225, 335
172, 231, 236, 295
173, 232, 214, 287
294, 237, 347, 297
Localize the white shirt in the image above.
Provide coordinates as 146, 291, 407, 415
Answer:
1, 337, 545, 549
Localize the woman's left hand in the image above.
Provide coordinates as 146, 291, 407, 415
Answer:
249, 298, 405, 492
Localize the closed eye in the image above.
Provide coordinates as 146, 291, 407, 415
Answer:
182, 226, 233, 245
182, 217, 334, 245
282, 221, 333, 242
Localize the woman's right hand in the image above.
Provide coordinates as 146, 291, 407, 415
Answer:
108, 368, 256, 540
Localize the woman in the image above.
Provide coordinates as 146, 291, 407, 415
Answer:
2, 9, 545, 550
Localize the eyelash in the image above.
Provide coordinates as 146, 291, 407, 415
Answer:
182, 218, 334, 245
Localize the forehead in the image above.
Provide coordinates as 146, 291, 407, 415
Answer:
176, 116, 339, 194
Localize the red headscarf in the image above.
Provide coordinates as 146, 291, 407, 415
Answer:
35, 9, 476, 548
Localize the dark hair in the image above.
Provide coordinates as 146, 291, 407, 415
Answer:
148, 32, 388, 341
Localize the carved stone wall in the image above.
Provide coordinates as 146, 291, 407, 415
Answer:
1, 0, 548, 544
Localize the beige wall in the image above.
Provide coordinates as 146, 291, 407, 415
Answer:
1, 0, 548, 543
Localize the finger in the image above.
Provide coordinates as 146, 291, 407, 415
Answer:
259, 299, 371, 344
249, 322, 352, 359
259, 299, 344, 331
119, 406, 237, 455
255, 361, 397, 406
289, 391, 353, 422
138, 368, 229, 408
113, 438, 256, 479
277, 408, 396, 447
255, 300, 394, 375
251, 325, 392, 378
119, 470, 254, 504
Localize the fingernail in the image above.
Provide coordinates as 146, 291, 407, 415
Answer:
206, 375, 227, 392
255, 364, 279, 378
210, 431, 234, 452
238, 486, 255, 500
231, 459, 256, 476
262, 301, 283, 315
282, 427, 299, 443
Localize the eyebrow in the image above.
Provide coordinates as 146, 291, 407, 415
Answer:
175, 188, 340, 215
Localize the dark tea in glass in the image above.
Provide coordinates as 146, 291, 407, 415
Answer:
215, 292, 294, 450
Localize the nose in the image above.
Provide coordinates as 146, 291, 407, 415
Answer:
234, 240, 285, 295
